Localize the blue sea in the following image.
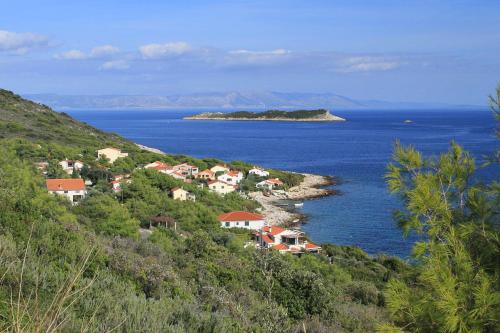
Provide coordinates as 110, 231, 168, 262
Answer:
67, 109, 498, 258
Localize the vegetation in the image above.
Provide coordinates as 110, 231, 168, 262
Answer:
189, 109, 331, 120
379, 90, 499, 332
0, 89, 409, 332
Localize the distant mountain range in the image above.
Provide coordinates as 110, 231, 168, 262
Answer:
24, 91, 483, 110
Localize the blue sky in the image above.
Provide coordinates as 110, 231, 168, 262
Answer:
1, 0, 499, 104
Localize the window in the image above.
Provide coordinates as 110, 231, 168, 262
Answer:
64, 190, 68, 193
236, 222, 239, 226
225, 222, 230, 227
245, 221, 249, 226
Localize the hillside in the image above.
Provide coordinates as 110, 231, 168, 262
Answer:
0, 89, 412, 332
0, 89, 129, 148
185, 109, 346, 122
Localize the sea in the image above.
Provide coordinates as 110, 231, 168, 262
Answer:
66, 109, 499, 258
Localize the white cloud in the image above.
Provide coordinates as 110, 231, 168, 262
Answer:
337, 56, 402, 73
0, 30, 50, 54
55, 49, 87, 60
139, 42, 192, 59
224, 49, 292, 66
90, 45, 120, 58
100, 60, 129, 71
55, 44, 121, 61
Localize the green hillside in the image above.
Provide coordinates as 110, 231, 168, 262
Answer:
0, 89, 413, 332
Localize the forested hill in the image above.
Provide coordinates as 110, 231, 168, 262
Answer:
0, 89, 129, 149
0, 89, 412, 332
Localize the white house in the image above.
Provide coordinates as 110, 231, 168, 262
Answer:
217, 171, 244, 185
173, 163, 199, 176
256, 178, 284, 191
249, 167, 269, 177
207, 180, 235, 195
210, 164, 230, 174
46, 178, 86, 204
59, 160, 84, 174
218, 211, 265, 230
254, 226, 321, 254
97, 148, 128, 163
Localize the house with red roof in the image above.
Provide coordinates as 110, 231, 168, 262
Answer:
217, 170, 244, 185
46, 178, 86, 204
218, 211, 265, 230
254, 225, 321, 254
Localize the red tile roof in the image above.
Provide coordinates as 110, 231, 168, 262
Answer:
262, 225, 285, 236
261, 234, 274, 244
46, 179, 85, 191
227, 171, 241, 177
273, 243, 288, 250
267, 178, 283, 185
218, 211, 264, 222
305, 243, 320, 249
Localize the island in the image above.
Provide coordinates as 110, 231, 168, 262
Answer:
184, 109, 346, 122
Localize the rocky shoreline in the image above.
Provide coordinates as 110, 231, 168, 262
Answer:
249, 173, 337, 226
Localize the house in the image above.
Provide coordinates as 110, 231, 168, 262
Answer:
249, 167, 269, 178
218, 211, 265, 230
145, 161, 174, 174
97, 148, 128, 163
207, 180, 236, 195
254, 226, 320, 254
170, 187, 195, 201
46, 178, 86, 204
195, 169, 215, 180
217, 170, 244, 186
256, 178, 284, 191
59, 160, 84, 174
170, 171, 187, 181
173, 163, 199, 176
210, 164, 230, 174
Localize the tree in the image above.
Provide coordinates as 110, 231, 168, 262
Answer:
380, 140, 499, 332
75, 194, 139, 238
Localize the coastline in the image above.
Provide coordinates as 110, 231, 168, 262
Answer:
249, 173, 336, 226
136, 142, 336, 227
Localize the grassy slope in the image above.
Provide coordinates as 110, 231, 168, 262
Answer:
0, 89, 413, 332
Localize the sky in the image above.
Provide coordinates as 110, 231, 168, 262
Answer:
0, 0, 499, 105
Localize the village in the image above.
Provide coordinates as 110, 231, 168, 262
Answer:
38, 146, 321, 255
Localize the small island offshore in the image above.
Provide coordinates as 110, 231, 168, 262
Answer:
184, 109, 346, 122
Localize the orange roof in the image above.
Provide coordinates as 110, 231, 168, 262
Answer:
261, 234, 274, 244
227, 171, 241, 177
171, 187, 186, 192
218, 211, 264, 222
305, 243, 320, 249
208, 179, 233, 186
199, 169, 214, 175
273, 243, 288, 250
46, 179, 85, 191
262, 225, 285, 236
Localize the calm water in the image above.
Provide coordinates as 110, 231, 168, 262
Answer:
67, 109, 498, 257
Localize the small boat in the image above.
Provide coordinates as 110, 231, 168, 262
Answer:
404, 119, 413, 124
294, 202, 304, 208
